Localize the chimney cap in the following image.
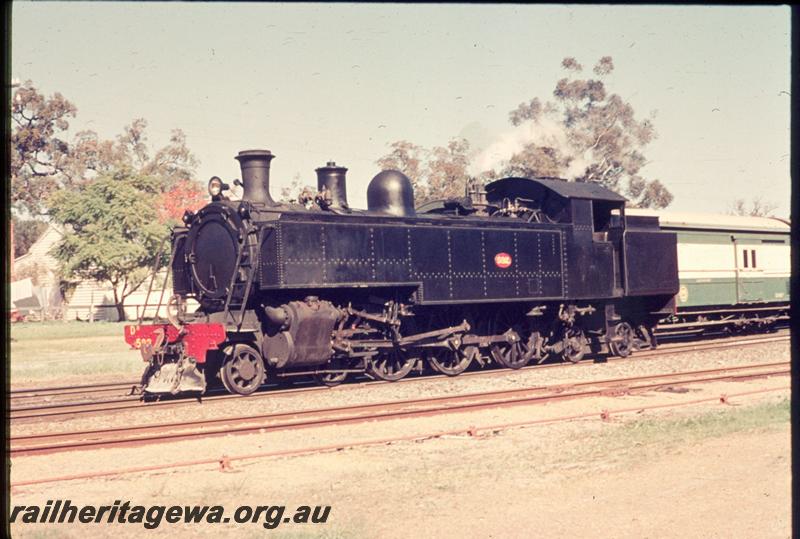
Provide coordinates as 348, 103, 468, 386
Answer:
316, 161, 347, 172
236, 149, 273, 161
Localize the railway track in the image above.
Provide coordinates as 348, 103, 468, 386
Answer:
10, 381, 141, 401
8, 331, 789, 421
9, 361, 789, 458
12, 330, 773, 400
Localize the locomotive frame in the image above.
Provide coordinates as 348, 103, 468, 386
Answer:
126, 149, 679, 396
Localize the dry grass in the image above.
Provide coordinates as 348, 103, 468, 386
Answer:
11, 321, 128, 341
551, 395, 790, 473
10, 321, 144, 386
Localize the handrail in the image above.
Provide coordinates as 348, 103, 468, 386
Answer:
138, 236, 169, 325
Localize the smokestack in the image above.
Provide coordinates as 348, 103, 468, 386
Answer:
235, 150, 276, 205
315, 161, 349, 210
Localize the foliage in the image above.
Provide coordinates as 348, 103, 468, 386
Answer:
376, 138, 471, 205
729, 197, 778, 217
48, 168, 168, 321
377, 57, 671, 209
11, 81, 200, 219
10, 81, 77, 215
12, 216, 49, 258
64, 118, 199, 193
425, 139, 471, 203
499, 56, 672, 208
69, 118, 203, 227
376, 141, 425, 191
158, 178, 207, 224
501, 143, 570, 179
13, 261, 49, 286
279, 173, 315, 205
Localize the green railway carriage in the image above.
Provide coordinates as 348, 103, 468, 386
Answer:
627, 209, 790, 329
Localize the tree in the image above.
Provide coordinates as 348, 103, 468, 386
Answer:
425, 138, 471, 202
11, 81, 200, 217
14, 261, 48, 286
10, 81, 77, 215
493, 56, 672, 208
12, 216, 49, 258
377, 57, 671, 208
64, 119, 198, 193
10, 82, 202, 319
158, 179, 207, 224
376, 138, 471, 205
501, 143, 570, 179
279, 173, 315, 205
729, 197, 778, 217
48, 169, 168, 321
376, 140, 426, 193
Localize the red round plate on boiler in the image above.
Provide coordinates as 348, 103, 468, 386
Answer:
494, 252, 512, 269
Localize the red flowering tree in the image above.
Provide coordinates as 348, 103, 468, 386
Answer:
158, 179, 207, 224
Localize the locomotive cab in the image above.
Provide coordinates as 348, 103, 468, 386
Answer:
483, 176, 626, 225
485, 176, 627, 298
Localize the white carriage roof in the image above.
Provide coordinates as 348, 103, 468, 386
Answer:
626, 208, 790, 233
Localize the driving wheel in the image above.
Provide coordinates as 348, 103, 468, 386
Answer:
608, 322, 635, 358
220, 343, 265, 395
367, 346, 417, 381
428, 345, 478, 376
561, 328, 587, 363
489, 310, 534, 369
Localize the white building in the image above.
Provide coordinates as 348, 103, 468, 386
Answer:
12, 224, 172, 321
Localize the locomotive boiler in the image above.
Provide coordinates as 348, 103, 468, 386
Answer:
126, 148, 679, 395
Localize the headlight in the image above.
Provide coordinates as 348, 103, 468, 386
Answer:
208, 176, 224, 197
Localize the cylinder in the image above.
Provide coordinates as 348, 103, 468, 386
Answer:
235, 150, 276, 205
315, 161, 349, 210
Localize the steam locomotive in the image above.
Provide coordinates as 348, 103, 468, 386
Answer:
125, 149, 679, 395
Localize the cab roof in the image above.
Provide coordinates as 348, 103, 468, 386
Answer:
485, 177, 627, 203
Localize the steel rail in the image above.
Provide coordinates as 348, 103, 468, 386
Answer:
10, 381, 140, 397
10, 329, 786, 397
10, 362, 789, 457
10, 386, 788, 489
9, 385, 140, 403
9, 333, 790, 421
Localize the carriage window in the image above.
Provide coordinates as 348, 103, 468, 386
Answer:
751, 249, 757, 268
742, 250, 748, 268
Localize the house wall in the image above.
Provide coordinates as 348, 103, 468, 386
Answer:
13, 225, 62, 288
14, 225, 181, 322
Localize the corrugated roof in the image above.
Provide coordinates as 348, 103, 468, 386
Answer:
626, 208, 790, 233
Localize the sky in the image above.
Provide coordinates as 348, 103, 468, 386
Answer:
11, 3, 792, 216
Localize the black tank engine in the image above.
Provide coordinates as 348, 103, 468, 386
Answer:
126, 148, 679, 395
